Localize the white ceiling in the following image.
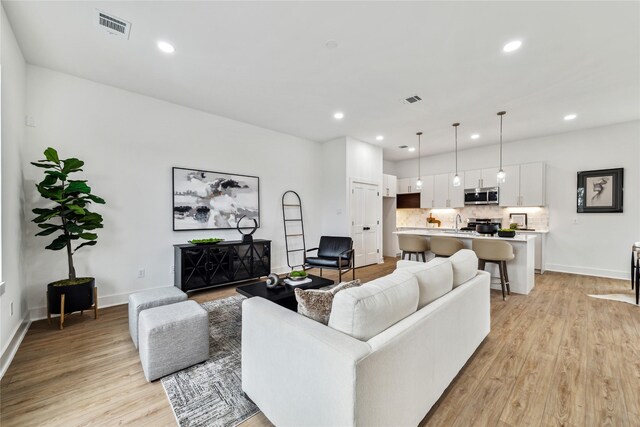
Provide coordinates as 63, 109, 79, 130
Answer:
4, 1, 639, 160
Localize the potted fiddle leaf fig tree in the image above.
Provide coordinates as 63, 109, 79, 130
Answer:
31, 147, 105, 329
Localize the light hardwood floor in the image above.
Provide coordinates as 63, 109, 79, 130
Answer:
1, 258, 638, 426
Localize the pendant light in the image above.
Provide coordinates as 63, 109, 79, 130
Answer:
496, 111, 506, 183
416, 132, 423, 190
452, 123, 461, 187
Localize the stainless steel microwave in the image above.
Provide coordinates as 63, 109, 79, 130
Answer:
464, 187, 499, 205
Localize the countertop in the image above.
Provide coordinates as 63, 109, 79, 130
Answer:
397, 226, 549, 234
393, 229, 538, 242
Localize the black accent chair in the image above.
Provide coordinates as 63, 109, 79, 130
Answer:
304, 236, 355, 282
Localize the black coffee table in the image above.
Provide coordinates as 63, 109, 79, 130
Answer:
236, 274, 334, 311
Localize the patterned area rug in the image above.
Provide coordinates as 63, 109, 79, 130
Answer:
161, 295, 259, 427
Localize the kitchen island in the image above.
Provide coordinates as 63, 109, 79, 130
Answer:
394, 229, 537, 295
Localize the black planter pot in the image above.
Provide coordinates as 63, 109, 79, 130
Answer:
47, 277, 95, 315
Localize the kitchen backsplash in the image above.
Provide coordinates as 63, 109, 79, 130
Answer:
396, 206, 549, 230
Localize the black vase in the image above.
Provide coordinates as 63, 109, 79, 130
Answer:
47, 277, 95, 314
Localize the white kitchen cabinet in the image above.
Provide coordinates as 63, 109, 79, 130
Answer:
448, 173, 464, 207
498, 165, 520, 207
498, 162, 546, 207
382, 174, 397, 197
464, 169, 482, 189
520, 162, 545, 206
433, 173, 449, 207
397, 177, 418, 194
420, 175, 435, 208
481, 167, 499, 188
464, 168, 498, 189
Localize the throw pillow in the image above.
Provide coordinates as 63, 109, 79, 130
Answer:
295, 279, 361, 324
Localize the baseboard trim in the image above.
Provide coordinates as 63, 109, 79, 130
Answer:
1, 312, 31, 379
545, 264, 629, 281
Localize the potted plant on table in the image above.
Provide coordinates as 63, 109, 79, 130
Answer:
31, 147, 105, 329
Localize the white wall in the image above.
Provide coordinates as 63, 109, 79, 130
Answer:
1, 5, 29, 374
320, 137, 348, 236
393, 120, 640, 279
23, 65, 324, 317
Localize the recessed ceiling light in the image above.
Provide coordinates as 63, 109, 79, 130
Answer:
408, 147, 416, 152
376, 135, 384, 141
503, 40, 522, 53
157, 41, 175, 54
333, 112, 344, 120
564, 114, 577, 121
471, 134, 480, 140
325, 40, 338, 49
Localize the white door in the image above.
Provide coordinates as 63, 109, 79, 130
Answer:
351, 182, 380, 268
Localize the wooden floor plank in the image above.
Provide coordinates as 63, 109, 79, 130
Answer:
2, 259, 638, 427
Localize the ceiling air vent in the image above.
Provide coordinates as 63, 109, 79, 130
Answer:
400, 95, 422, 105
96, 10, 131, 39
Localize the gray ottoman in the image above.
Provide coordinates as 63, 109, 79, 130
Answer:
128, 287, 187, 348
138, 300, 209, 381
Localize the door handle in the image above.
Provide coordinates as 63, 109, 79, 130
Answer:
363, 227, 371, 231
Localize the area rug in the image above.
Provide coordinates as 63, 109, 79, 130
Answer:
588, 293, 639, 306
161, 295, 259, 427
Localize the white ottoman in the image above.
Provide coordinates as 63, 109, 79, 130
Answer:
138, 300, 209, 382
128, 287, 187, 348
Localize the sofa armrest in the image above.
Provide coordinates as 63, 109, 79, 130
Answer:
241, 297, 371, 427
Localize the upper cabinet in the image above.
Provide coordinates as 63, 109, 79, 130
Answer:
448, 173, 464, 208
420, 175, 435, 208
397, 177, 418, 194
464, 168, 499, 189
430, 173, 464, 208
382, 174, 397, 198
498, 162, 546, 207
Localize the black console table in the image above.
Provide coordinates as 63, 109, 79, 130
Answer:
174, 239, 271, 292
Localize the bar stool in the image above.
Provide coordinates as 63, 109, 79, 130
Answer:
472, 239, 514, 301
398, 234, 430, 262
430, 236, 464, 257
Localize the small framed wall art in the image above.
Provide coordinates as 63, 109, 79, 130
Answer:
577, 168, 623, 213
509, 213, 528, 229
173, 167, 260, 230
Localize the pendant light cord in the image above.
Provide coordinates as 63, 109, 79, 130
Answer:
417, 132, 422, 179
497, 111, 506, 170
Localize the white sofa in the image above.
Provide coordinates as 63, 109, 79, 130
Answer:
242, 249, 490, 427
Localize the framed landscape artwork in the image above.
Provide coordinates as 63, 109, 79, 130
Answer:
576, 168, 623, 213
173, 167, 260, 230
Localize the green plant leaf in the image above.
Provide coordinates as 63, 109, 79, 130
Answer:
40, 175, 58, 187
64, 181, 91, 195
84, 194, 106, 204
79, 232, 97, 240
43, 147, 60, 164
36, 227, 61, 237
45, 234, 68, 250
74, 240, 97, 253
31, 162, 56, 169
37, 223, 61, 229
62, 158, 84, 174
45, 170, 68, 180
67, 205, 86, 215
32, 208, 56, 215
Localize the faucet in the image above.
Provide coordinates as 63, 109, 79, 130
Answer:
455, 214, 462, 232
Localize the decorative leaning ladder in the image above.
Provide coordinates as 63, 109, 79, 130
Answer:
281, 191, 307, 270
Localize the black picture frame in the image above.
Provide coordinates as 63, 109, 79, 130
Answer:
577, 168, 623, 213
172, 167, 261, 231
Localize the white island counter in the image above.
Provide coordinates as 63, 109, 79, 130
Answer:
393, 229, 537, 295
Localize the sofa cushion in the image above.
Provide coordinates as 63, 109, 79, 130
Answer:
295, 279, 361, 324
395, 258, 453, 309
328, 270, 419, 341
449, 249, 478, 288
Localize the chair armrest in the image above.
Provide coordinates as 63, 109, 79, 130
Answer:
306, 247, 319, 253
338, 248, 355, 268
